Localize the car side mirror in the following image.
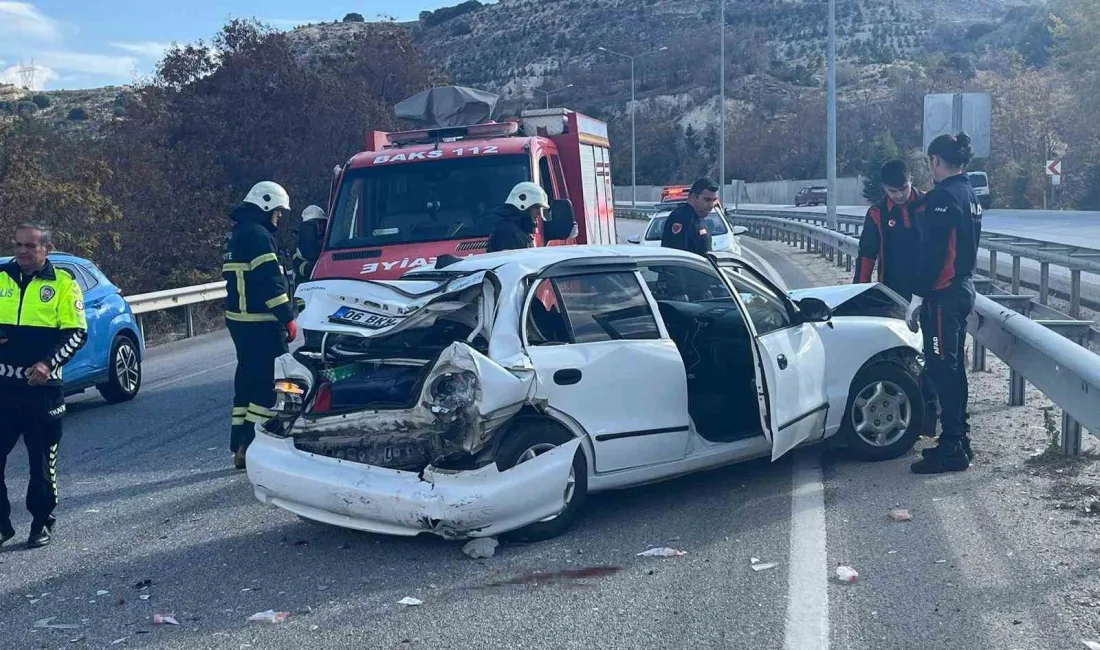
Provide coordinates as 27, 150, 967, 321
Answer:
797, 297, 832, 323
544, 199, 577, 241
627, 235, 641, 244
732, 226, 748, 236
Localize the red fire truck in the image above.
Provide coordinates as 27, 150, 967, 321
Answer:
311, 97, 617, 281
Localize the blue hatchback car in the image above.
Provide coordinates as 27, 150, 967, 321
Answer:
2, 254, 145, 402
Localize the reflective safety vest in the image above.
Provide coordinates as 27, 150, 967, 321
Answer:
0, 260, 88, 387
222, 220, 295, 324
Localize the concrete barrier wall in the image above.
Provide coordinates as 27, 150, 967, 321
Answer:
613, 177, 869, 206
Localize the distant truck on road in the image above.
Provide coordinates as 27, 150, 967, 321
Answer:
308, 86, 618, 282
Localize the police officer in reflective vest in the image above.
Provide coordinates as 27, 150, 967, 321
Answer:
224, 182, 298, 470
1, 224, 87, 548
853, 160, 925, 300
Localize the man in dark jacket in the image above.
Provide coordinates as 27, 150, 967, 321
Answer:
291, 205, 326, 291
0, 223, 87, 548
223, 182, 298, 470
486, 182, 550, 253
853, 160, 925, 300
661, 178, 718, 256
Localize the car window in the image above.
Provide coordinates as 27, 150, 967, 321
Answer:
639, 264, 733, 302
644, 215, 669, 240
538, 156, 556, 200
53, 263, 92, 292
526, 273, 661, 345
76, 264, 100, 290
720, 268, 792, 335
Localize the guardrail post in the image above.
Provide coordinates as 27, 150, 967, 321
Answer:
1070, 270, 1081, 318
136, 314, 144, 341
1011, 256, 1022, 294
972, 340, 987, 372
1039, 262, 1050, 304
1061, 413, 1082, 456
185, 305, 195, 339
989, 250, 998, 283
1008, 368, 1026, 406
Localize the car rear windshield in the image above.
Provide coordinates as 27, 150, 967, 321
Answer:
327, 155, 533, 249
968, 173, 988, 188
643, 211, 729, 240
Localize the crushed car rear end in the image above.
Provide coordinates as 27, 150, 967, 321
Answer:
245, 270, 578, 539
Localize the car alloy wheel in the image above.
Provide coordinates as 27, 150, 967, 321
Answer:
115, 340, 140, 395
851, 379, 911, 448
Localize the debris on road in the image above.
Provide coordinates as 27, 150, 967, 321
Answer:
482, 566, 621, 588
398, 597, 423, 607
34, 617, 82, 630
637, 547, 687, 557
133, 580, 153, 590
248, 610, 290, 624
96, 590, 110, 596
85, 509, 100, 514
889, 508, 913, 522
751, 561, 779, 572
835, 566, 859, 584
462, 537, 499, 559
152, 614, 179, 626
139, 595, 151, 601
1082, 641, 1100, 650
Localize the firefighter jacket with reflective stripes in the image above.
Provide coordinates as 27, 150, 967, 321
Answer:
853, 189, 924, 300
914, 174, 983, 297
0, 260, 88, 387
291, 220, 325, 284
222, 206, 295, 325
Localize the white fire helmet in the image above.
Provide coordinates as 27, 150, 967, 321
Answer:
243, 181, 291, 213
506, 182, 550, 212
301, 205, 326, 222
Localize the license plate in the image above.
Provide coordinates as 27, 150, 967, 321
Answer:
329, 306, 400, 329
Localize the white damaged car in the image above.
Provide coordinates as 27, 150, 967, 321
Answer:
246, 246, 927, 542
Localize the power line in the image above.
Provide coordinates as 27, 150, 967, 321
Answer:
18, 59, 39, 90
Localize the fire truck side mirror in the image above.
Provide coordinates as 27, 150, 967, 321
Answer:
544, 199, 577, 241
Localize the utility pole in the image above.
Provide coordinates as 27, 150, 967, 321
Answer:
826, 0, 838, 230
598, 46, 668, 211
524, 83, 574, 110
719, 0, 726, 207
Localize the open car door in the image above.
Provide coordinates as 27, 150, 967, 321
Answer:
711, 254, 829, 460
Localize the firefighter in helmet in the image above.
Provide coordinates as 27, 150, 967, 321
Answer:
291, 205, 326, 290
486, 182, 550, 253
223, 181, 297, 470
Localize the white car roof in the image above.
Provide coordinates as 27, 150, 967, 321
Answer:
405, 244, 707, 280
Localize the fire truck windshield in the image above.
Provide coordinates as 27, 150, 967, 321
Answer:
327, 154, 532, 249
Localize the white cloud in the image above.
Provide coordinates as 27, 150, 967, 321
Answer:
0, 2, 61, 41
37, 51, 136, 79
0, 63, 59, 91
110, 41, 172, 60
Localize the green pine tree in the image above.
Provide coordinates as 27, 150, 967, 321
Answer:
862, 132, 902, 203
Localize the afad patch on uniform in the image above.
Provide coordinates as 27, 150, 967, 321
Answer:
671, 222, 683, 235
40, 286, 55, 303
888, 219, 897, 228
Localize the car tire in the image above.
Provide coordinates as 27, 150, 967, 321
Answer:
97, 335, 141, 403
841, 361, 924, 462
496, 419, 588, 543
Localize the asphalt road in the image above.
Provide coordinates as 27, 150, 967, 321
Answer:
1, 223, 1095, 649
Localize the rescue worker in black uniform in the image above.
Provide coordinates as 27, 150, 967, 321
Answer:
853, 160, 925, 300
1, 224, 87, 548
907, 133, 983, 475
291, 205, 326, 291
486, 182, 550, 253
661, 177, 717, 256
223, 182, 298, 470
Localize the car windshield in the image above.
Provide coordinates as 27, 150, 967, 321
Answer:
968, 173, 988, 188
644, 210, 729, 240
327, 155, 533, 249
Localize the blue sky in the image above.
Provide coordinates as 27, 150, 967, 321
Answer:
0, 1, 467, 90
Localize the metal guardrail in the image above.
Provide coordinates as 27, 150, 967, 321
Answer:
737, 214, 1099, 454
733, 207, 1100, 318
126, 281, 227, 339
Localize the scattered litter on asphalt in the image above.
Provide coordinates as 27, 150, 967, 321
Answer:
85, 509, 100, 514
139, 595, 151, 601
111, 638, 127, 645
310, 625, 320, 631
69, 636, 84, 643
34, 617, 82, 630
96, 590, 110, 596
637, 547, 687, 557
1082, 641, 1100, 650
667, 536, 682, 542
398, 597, 423, 607
935, 560, 947, 564
462, 537, 499, 559
133, 580, 153, 590
751, 562, 779, 572
29, 599, 40, 604
152, 614, 179, 626
835, 566, 859, 584
247, 610, 290, 623
889, 509, 913, 522
887, 551, 898, 555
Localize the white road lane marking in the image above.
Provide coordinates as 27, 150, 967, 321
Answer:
784, 451, 829, 650
145, 360, 236, 392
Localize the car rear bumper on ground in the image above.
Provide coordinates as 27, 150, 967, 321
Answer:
246, 431, 580, 539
